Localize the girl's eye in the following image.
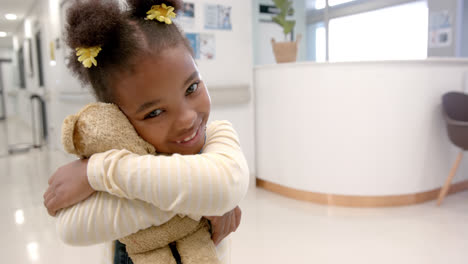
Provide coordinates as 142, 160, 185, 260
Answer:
185, 82, 199, 96
145, 109, 164, 119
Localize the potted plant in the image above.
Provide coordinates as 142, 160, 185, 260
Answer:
271, 0, 302, 63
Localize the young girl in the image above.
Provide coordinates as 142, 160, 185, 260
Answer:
42, 0, 249, 263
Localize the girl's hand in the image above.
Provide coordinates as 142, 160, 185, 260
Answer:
43, 159, 94, 216
205, 206, 242, 245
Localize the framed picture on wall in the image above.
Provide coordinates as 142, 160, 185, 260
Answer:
185, 33, 216, 60
185, 33, 200, 59
204, 4, 232, 31
199, 34, 215, 60
177, 2, 195, 29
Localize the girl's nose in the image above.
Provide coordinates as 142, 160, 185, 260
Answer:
176, 107, 197, 131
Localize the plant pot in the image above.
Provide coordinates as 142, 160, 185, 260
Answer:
271, 34, 302, 63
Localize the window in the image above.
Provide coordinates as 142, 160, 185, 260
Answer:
308, 0, 356, 10
314, 0, 325, 10
307, 23, 326, 62
328, 1, 428, 61
328, 0, 356, 7
316, 26, 327, 62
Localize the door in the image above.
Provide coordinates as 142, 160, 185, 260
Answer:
0, 61, 6, 120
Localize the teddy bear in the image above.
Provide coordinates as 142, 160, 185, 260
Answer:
61, 102, 219, 264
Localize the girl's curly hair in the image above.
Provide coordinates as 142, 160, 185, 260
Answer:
65, 0, 190, 103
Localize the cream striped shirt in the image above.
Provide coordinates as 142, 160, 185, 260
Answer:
56, 120, 249, 263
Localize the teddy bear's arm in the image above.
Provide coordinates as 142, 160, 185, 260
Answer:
56, 191, 180, 245
87, 120, 249, 216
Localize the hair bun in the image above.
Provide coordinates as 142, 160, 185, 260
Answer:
66, 0, 126, 49
127, 0, 183, 18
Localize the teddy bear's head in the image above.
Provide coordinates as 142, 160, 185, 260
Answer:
62, 102, 156, 158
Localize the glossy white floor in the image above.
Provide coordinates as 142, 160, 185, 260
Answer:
1, 118, 468, 264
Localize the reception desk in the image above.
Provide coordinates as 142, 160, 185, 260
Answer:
254, 59, 468, 207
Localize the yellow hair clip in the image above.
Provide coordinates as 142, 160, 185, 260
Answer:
146, 3, 177, 24
76, 46, 102, 68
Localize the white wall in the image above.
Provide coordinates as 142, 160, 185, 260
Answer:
9, 0, 256, 178
0, 48, 14, 118
255, 59, 468, 195
0, 48, 13, 59
5, 0, 82, 147
185, 0, 256, 177
1, 62, 15, 118
6, 0, 51, 128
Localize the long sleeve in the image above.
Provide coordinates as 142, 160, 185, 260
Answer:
55, 120, 249, 246
56, 192, 177, 246
87, 120, 249, 216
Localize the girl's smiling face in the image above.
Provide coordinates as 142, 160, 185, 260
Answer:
113, 45, 211, 155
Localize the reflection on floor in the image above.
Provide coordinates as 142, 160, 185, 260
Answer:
1, 118, 468, 264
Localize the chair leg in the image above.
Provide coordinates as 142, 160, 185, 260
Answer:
437, 151, 464, 206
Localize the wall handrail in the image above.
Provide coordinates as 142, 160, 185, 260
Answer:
30, 94, 48, 148
7, 94, 47, 155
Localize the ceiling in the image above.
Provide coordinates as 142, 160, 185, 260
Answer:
0, 0, 37, 49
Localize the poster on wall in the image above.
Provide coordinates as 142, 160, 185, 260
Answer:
177, 2, 195, 29
429, 10, 452, 48
199, 34, 215, 60
185, 33, 216, 60
204, 4, 232, 30
186, 33, 200, 59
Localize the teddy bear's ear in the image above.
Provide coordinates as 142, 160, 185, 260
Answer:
61, 114, 79, 155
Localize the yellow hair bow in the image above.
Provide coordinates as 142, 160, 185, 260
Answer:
146, 4, 177, 24
76, 46, 102, 68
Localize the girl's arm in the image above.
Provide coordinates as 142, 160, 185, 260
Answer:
51, 121, 248, 245
56, 192, 177, 245
87, 120, 249, 216
56, 192, 241, 246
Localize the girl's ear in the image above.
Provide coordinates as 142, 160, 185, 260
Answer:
61, 114, 79, 155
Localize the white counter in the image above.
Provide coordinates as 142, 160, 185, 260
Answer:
254, 59, 468, 198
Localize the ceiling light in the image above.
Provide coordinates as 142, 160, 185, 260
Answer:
5, 14, 17, 20
0, 32, 7, 37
